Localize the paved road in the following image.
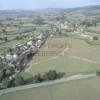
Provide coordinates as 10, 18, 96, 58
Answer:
0, 73, 96, 96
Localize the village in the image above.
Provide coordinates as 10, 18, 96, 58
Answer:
0, 16, 99, 89
0, 6, 100, 92
0, 0, 100, 99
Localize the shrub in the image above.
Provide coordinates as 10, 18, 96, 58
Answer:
96, 70, 100, 76
14, 75, 25, 86
33, 73, 43, 83
43, 70, 57, 81
4, 37, 8, 42
93, 36, 98, 40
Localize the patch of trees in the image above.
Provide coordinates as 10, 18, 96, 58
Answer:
0, 68, 15, 81
15, 34, 29, 40
0, 75, 25, 89
4, 36, 8, 42
0, 36, 8, 42
0, 70, 65, 90
32, 16, 44, 25
96, 70, 100, 76
25, 70, 65, 84
2, 29, 8, 35
93, 36, 98, 40
80, 20, 97, 27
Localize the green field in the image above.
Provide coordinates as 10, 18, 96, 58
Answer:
0, 77, 100, 100
1, 5, 100, 100
88, 24, 100, 33
20, 37, 100, 79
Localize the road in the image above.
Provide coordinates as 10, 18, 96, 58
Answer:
0, 73, 96, 96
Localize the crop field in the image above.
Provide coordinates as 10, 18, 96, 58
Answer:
1, 5, 100, 100
88, 24, 100, 33
0, 76, 100, 100
20, 37, 100, 79
0, 31, 33, 54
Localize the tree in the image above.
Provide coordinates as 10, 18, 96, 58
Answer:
2, 29, 7, 35
93, 36, 98, 40
5, 69, 12, 76
18, 22, 23, 30
33, 73, 43, 83
56, 72, 65, 79
8, 48, 13, 55
33, 16, 44, 25
0, 23, 3, 27
0, 78, 9, 89
26, 52, 33, 61
96, 70, 100, 76
0, 71, 4, 81
43, 70, 65, 81
4, 36, 8, 42
2, 69, 7, 79
43, 70, 57, 81
14, 75, 25, 86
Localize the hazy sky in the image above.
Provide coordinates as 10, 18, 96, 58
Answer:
0, 0, 100, 10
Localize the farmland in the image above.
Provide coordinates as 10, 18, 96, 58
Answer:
0, 77, 100, 100
0, 5, 100, 100
20, 37, 100, 79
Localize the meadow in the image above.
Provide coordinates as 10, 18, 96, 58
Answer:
20, 37, 100, 80
0, 76, 100, 100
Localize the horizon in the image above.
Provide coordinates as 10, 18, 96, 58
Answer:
0, 0, 100, 10
0, 5, 100, 11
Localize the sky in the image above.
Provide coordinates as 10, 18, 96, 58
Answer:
0, 0, 100, 10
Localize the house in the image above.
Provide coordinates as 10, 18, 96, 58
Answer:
27, 41, 33, 47
35, 40, 42, 48
12, 54, 18, 61
6, 54, 12, 61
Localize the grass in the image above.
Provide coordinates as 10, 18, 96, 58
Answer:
88, 24, 100, 33
65, 31, 100, 45
0, 77, 100, 100
0, 38, 29, 54
20, 37, 100, 80
0, 31, 34, 54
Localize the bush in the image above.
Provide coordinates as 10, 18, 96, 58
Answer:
0, 71, 4, 81
25, 70, 65, 84
93, 36, 98, 40
15, 36, 23, 40
43, 70, 57, 81
33, 73, 43, 83
0, 78, 9, 89
14, 75, 25, 86
4, 37, 8, 42
96, 71, 100, 76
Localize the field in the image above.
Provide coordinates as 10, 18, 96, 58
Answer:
20, 37, 100, 79
88, 24, 100, 33
0, 76, 100, 100
1, 5, 100, 100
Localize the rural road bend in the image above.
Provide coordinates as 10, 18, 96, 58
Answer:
0, 73, 96, 96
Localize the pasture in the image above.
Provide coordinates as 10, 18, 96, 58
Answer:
20, 37, 100, 79
0, 76, 100, 100
88, 24, 100, 33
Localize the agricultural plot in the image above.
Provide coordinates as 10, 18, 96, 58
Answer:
88, 24, 100, 33
20, 37, 100, 79
0, 76, 100, 100
1, 5, 100, 100
0, 31, 33, 54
